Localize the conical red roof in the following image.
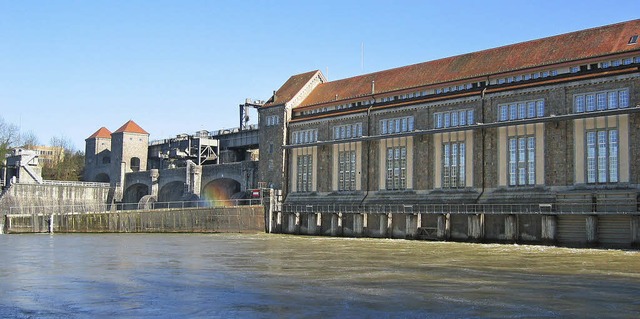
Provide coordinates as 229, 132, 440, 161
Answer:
86, 127, 112, 140
113, 120, 148, 135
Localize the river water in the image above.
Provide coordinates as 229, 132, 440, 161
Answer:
0, 233, 638, 318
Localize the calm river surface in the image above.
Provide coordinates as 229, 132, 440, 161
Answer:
0, 233, 639, 318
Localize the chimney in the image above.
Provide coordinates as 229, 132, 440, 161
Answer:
371, 80, 375, 94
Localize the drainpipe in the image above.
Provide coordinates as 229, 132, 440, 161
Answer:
360, 100, 375, 207
476, 84, 488, 204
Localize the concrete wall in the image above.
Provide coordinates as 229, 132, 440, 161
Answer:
0, 183, 111, 216
5, 206, 264, 233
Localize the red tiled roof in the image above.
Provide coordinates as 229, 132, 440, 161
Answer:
263, 70, 322, 107
86, 127, 112, 140
297, 19, 640, 108
113, 120, 149, 135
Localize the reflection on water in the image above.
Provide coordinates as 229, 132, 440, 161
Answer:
0, 233, 639, 318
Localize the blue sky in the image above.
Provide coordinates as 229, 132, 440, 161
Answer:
1, 0, 639, 150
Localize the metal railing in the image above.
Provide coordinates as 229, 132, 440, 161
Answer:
42, 180, 111, 187
281, 201, 640, 215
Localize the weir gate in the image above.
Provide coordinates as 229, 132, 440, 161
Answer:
266, 202, 640, 248
3, 198, 268, 234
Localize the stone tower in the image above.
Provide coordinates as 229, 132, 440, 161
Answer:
84, 127, 112, 182
110, 120, 149, 187
258, 70, 325, 190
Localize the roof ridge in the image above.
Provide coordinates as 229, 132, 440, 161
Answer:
113, 120, 149, 135
86, 127, 112, 140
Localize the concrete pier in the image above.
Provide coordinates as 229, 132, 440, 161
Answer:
273, 210, 638, 248
437, 214, 449, 240
287, 213, 300, 234
352, 213, 364, 237
306, 213, 318, 235
632, 216, 640, 246
586, 215, 598, 245
505, 215, 517, 242
468, 214, 483, 241
405, 214, 418, 239
541, 215, 557, 244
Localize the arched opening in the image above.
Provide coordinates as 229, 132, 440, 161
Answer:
123, 183, 149, 209
158, 181, 186, 203
201, 178, 242, 206
94, 173, 110, 183
130, 157, 141, 172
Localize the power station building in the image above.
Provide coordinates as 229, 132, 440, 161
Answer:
258, 20, 640, 243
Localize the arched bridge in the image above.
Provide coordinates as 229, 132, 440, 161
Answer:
122, 161, 259, 206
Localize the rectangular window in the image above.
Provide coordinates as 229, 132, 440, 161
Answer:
575, 95, 585, 113
518, 103, 526, 119
435, 110, 473, 127
334, 123, 363, 140
338, 150, 356, 191
508, 136, 535, 186
574, 88, 629, 113
442, 142, 466, 188
509, 104, 517, 120
380, 117, 413, 135
608, 91, 618, 109
536, 101, 544, 117
293, 129, 318, 145
296, 154, 313, 192
586, 94, 596, 112
527, 101, 536, 118
435, 113, 443, 128
596, 93, 606, 110
500, 106, 508, 121
586, 129, 619, 184
619, 89, 629, 108
500, 100, 544, 121
386, 146, 407, 190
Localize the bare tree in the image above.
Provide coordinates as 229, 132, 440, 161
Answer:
0, 116, 19, 162
20, 130, 40, 149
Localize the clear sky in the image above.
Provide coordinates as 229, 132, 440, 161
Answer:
1, 0, 639, 150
